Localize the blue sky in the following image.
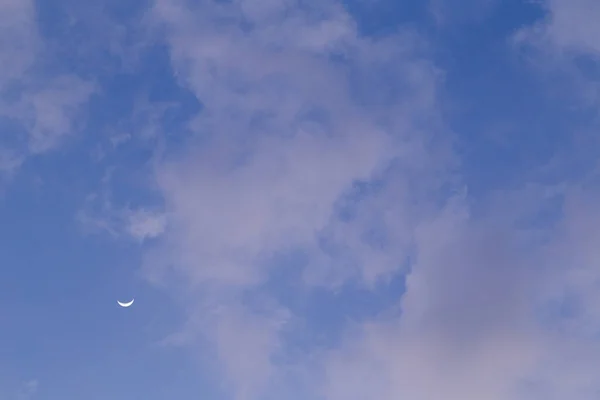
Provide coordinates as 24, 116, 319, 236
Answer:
2, 0, 600, 399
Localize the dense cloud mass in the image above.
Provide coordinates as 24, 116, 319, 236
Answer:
3, 0, 600, 399
141, 1, 600, 399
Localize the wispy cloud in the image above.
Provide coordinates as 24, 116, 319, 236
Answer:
514, 0, 600, 109
522, 0, 600, 54
429, 0, 499, 25
0, 0, 94, 176
16, 379, 38, 400
78, 180, 167, 243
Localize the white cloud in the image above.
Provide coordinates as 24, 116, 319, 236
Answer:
0, 0, 36, 176
320, 180, 600, 400
78, 184, 167, 243
323, 195, 545, 400
0, 0, 37, 85
0, 147, 24, 177
14, 76, 96, 154
527, 0, 600, 55
513, 0, 600, 108
16, 379, 38, 400
0, 0, 95, 175
126, 209, 168, 241
148, 0, 446, 286
429, 0, 499, 26
143, 0, 452, 398
115, 1, 600, 400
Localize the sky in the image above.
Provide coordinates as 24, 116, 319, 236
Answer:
2, 0, 600, 399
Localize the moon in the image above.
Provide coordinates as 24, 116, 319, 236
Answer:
117, 299, 134, 308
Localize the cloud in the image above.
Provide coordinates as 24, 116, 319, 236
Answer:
16, 379, 38, 400
77, 180, 167, 243
10, 75, 95, 154
321, 178, 600, 400
125, 209, 168, 241
523, 0, 600, 55
77, 0, 600, 399
0, 0, 37, 85
140, 0, 455, 398
0, 148, 24, 178
513, 0, 600, 108
323, 196, 545, 400
147, 0, 446, 286
429, 0, 499, 25
0, 0, 95, 176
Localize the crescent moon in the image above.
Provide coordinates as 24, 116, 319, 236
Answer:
117, 299, 134, 307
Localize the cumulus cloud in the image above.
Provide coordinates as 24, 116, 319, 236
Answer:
148, 0, 446, 284
141, 0, 454, 398
321, 177, 600, 400
73, 0, 600, 399
324, 197, 545, 400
